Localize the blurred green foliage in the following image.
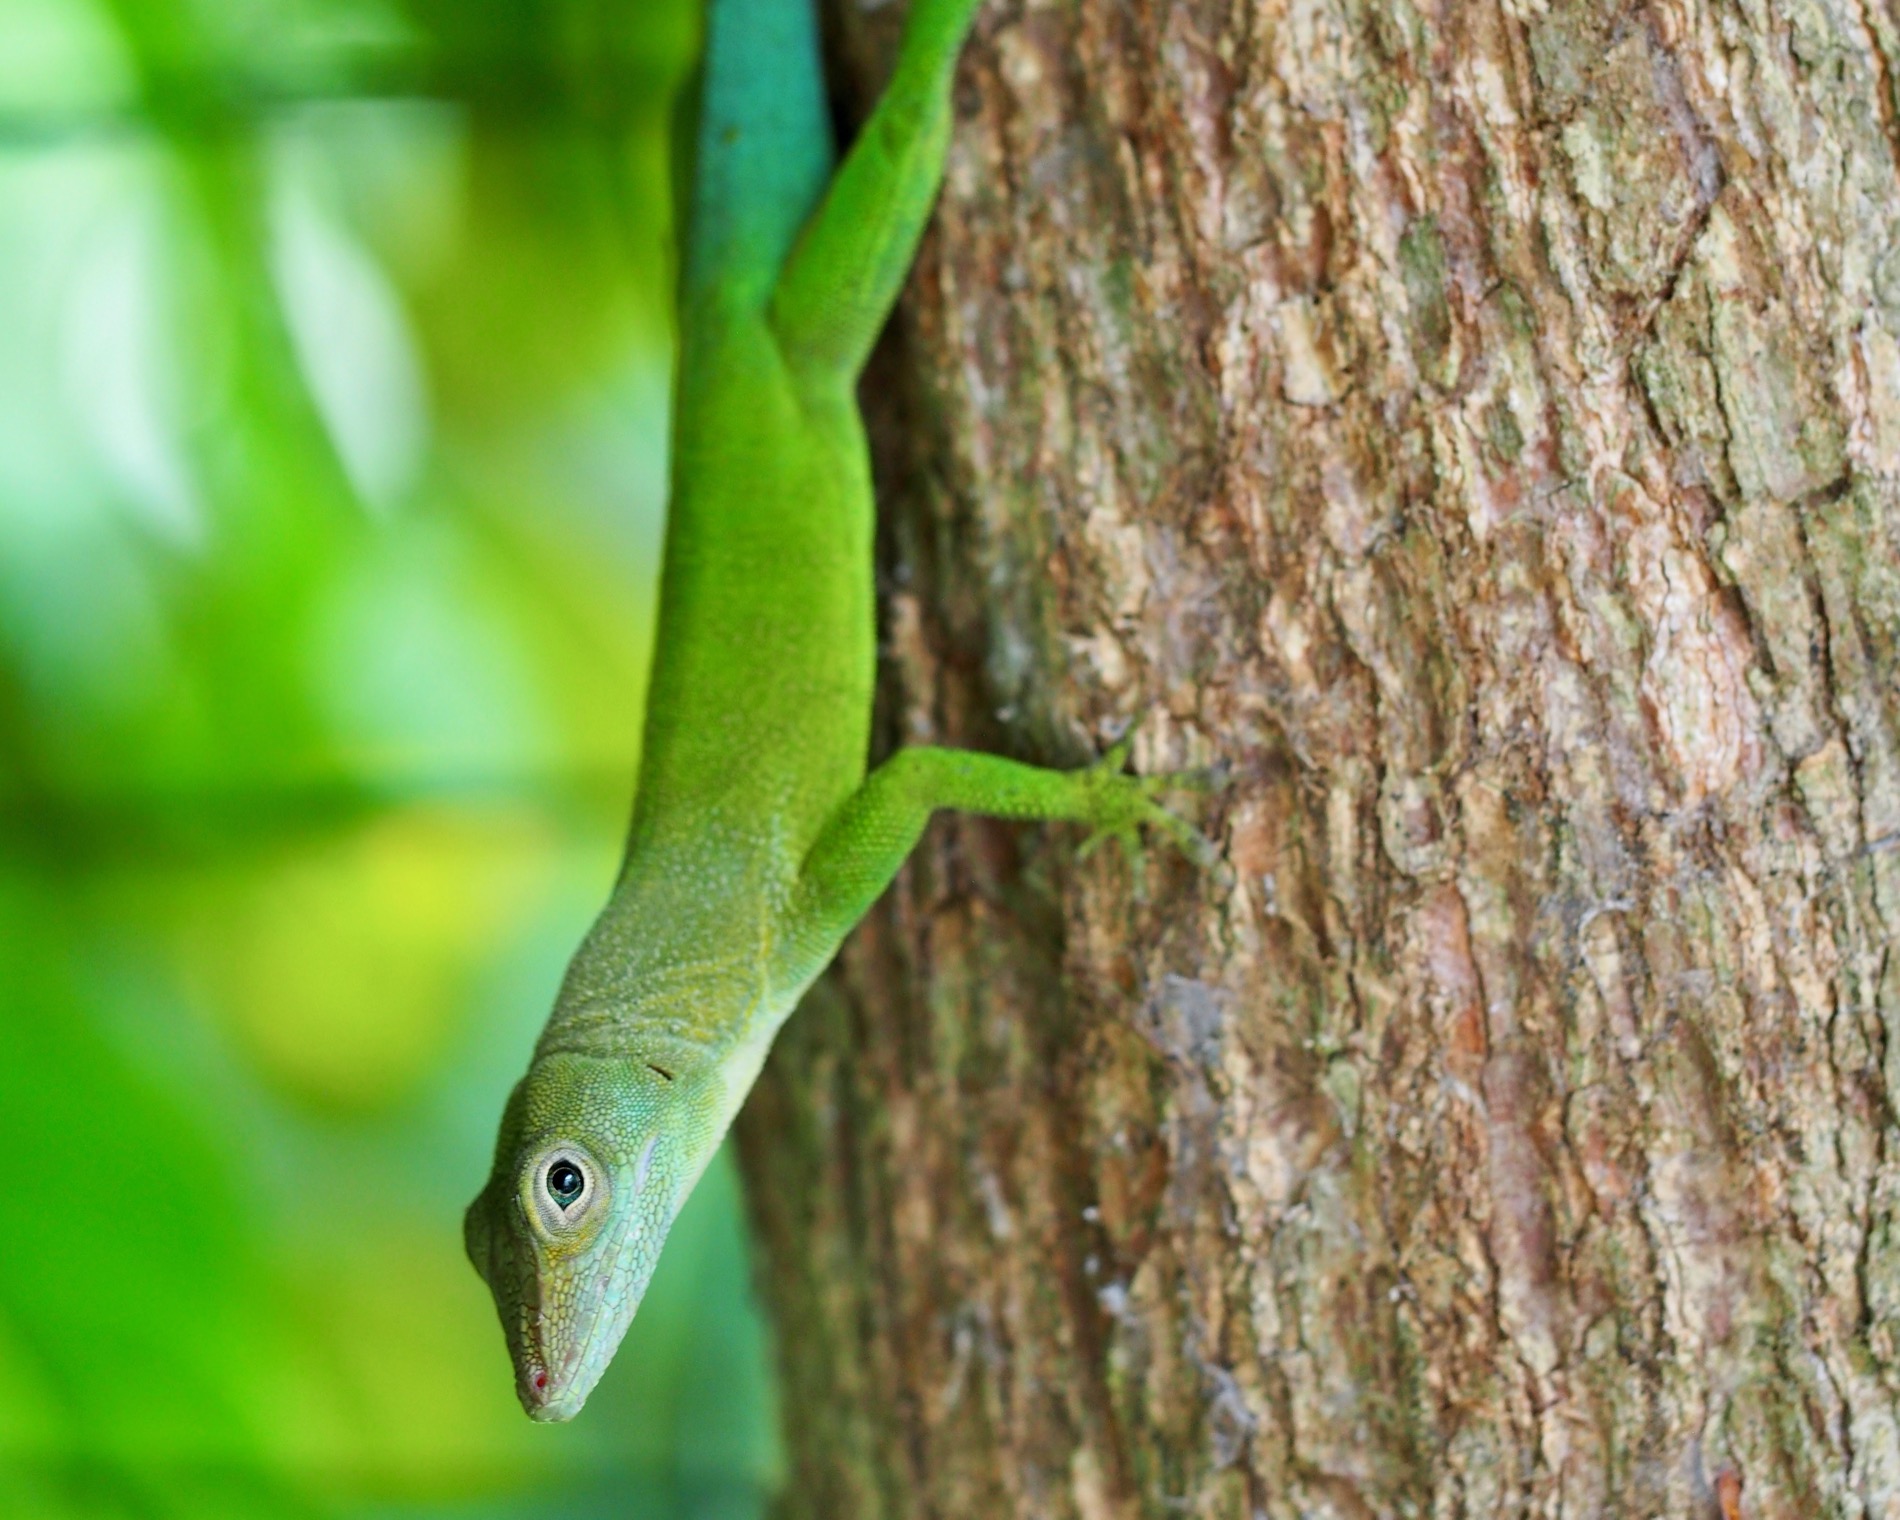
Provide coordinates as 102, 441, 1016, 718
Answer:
0, 0, 783, 1515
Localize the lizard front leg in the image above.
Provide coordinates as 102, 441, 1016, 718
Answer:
775, 743, 1204, 988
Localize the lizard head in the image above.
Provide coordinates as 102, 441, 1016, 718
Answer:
463, 1050, 720, 1421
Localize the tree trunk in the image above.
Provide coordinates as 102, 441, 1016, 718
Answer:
735, 0, 1900, 1513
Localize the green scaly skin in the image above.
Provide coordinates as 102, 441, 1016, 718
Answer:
463, 0, 1199, 1422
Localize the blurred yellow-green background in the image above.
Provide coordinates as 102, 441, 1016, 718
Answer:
0, 0, 782, 1514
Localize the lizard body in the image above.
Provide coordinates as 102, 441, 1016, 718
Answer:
465, 0, 1194, 1421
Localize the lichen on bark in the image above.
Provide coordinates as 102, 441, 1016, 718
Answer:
737, 0, 1900, 1514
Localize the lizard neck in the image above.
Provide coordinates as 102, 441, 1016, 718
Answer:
533, 825, 801, 1075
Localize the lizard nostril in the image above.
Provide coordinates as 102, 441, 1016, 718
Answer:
533, 1370, 548, 1394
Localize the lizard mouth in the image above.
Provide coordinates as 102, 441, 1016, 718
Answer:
519, 1323, 593, 1421
521, 1358, 581, 1421
517, 1270, 619, 1422
517, 1320, 571, 1420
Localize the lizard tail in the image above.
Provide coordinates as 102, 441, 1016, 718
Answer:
678, 0, 836, 304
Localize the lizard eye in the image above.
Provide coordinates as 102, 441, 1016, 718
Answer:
526, 1146, 602, 1235
546, 1160, 585, 1209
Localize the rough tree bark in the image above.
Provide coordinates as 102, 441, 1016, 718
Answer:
734, 0, 1900, 1513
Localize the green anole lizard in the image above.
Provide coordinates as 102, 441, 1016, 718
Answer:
465, 0, 1198, 1421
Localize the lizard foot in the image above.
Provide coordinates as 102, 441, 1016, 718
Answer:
1075, 735, 1217, 886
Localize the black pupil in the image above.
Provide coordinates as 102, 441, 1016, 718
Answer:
547, 1161, 584, 1207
